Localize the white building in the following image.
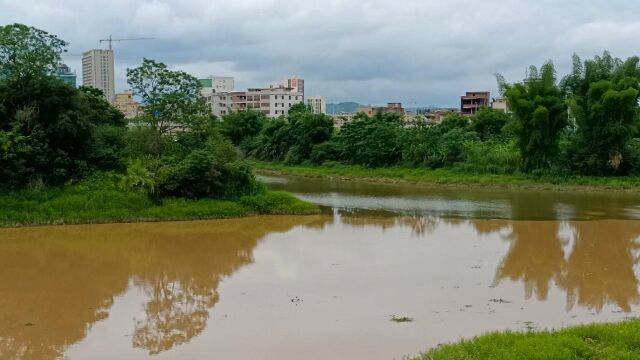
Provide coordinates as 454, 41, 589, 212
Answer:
307, 96, 326, 114
206, 87, 303, 118
82, 49, 115, 103
491, 97, 510, 113
200, 76, 234, 93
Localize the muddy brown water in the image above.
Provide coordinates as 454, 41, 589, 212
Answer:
1, 174, 639, 359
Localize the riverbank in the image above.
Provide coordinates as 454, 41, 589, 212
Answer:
0, 176, 318, 228
415, 319, 640, 359
251, 161, 640, 192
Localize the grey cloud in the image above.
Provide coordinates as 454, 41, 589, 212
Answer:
2, 0, 640, 106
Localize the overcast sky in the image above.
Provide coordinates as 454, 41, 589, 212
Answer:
2, 0, 640, 106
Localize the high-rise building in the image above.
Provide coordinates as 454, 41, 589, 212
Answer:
460, 91, 490, 116
307, 96, 326, 114
56, 63, 76, 88
286, 76, 304, 98
82, 49, 115, 103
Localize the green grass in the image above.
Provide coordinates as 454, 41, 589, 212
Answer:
415, 319, 640, 360
250, 160, 640, 191
0, 174, 318, 227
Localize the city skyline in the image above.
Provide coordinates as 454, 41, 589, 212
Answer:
3, 0, 640, 106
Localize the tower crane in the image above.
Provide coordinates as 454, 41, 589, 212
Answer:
99, 35, 154, 50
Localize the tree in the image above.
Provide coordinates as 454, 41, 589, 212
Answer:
0, 23, 67, 81
498, 62, 567, 172
127, 58, 211, 151
334, 112, 403, 167
470, 107, 510, 141
561, 52, 640, 175
220, 110, 266, 146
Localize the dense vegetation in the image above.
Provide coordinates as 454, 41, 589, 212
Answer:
0, 23, 316, 225
228, 52, 640, 180
415, 319, 640, 360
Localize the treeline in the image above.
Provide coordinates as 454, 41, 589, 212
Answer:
0, 24, 258, 201
228, 53, 640, 177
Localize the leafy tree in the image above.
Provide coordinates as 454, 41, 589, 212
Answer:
498, 62, 567, 172
401, 114, 477, 168
561, 52, 640, 175
0, 23, 67, 80
127, 58, 211, 153
220, 110, 266, 146
0, 76, 126, 187
252, 105, 333, 164
334, 112, 403, 167
470, 107, 510, 141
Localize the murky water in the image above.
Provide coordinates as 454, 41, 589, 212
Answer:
1, 175, 640, 359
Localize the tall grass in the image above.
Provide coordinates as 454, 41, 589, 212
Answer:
0, 174, 318, 227
416, 319, 640, 359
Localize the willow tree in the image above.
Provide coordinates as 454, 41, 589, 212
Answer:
560, 52, 640, 175
497, 62, 567, 172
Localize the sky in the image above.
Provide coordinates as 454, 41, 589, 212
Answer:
2, 0, 640, 107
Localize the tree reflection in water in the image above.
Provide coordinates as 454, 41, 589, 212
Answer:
488, 220, 640, 312
0, 215, 323, 360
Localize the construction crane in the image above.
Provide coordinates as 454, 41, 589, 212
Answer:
99, 35, 154, 50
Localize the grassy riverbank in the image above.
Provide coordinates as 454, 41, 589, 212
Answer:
0, 174, 318, 228
251, 161, 640, 191
416, 319, 640, 359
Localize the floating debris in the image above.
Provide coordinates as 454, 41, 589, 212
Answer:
391, 315, 413, 323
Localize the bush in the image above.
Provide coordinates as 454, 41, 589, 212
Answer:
457, 140, 521, 174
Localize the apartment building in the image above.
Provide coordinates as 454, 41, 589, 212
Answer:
206, 87, 303, 118
82, 49, 115, 103
307, 96, 326, 114
460, 91, 490, 115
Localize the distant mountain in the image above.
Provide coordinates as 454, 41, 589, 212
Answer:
327, 102, 362, 114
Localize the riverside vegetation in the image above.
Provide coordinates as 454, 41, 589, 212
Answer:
0, 24, 316, 227
223, 53, 640, 189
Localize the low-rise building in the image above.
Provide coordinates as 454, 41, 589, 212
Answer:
206, 86, 303, 118
358, 102, 405, 116
113, 91, 142, 119
425, 108, 459, 123
307, 96, 326, 114
491, 96, 510, 113
460, 91, 490, 116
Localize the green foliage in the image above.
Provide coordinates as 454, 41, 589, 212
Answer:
0, 23, 67, 80
333, 112, 403, 167
0, 174, 318, 227
561, 52, 640, 175
499, 61, 568, 172
252, 106, 334, 164
220, 110, 266, 147
0, 76, 127, 187
457, 139, 521, 174
402, 115, 477, 168
470, 107, 511, 141
126, 58, 211, 150
417, 319, 640, 360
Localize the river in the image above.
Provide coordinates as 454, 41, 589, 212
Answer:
0, 174, 639, 359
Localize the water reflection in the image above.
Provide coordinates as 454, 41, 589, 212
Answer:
0, 214, 639, 359
260, 174, 640, 220
0, 216, 321, 360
